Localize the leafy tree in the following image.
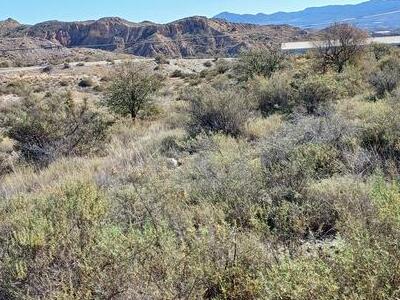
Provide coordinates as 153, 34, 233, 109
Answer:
105, 63, 161, 120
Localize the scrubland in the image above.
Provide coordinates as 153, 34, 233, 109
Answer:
1, 42, 400, 299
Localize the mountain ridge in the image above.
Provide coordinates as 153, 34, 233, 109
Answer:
214, 0, 400, 31
0, 16, 308, 58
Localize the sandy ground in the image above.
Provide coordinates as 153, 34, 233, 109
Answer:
0, 58, 228, 75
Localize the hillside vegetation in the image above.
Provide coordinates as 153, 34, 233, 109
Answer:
1, 26, 400, 299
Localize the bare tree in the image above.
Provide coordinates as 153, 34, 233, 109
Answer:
315, 23, 368, 73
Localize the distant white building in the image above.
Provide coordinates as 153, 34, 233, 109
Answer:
282, 36, 400, 51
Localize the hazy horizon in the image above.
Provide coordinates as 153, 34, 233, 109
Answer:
2, 0, 365, 25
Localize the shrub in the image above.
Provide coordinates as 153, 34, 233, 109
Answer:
0, 137, 16, 177
154, 54, 170, 65
259, 115, 367, 240
0, 60, 11, 68
261, 114, 356, 204
294, 75, 338, 114
185, 134, 267, 229
0, 80, 31, 97
303, 177, 372, 239
253, 72, 294, 116
214, 59, 231, 74
370, 43, 393, 61
266, 256, 338, 300
235, 46, 286, 80
203, 61, 212, 68
170, 69, 185, 78
105, 63, 161, 120
244, 115, 283, 140
0, 182, 135, 299
326, 179, 400, 299
187, 86, 255, 137
41, 65, 53, 73
78, 77, 94, 88
59, 80, 69, 87
334, 65, 368, 98
358, 98, 400, 165
0, 92, 113, 166
369, 56, 400, 98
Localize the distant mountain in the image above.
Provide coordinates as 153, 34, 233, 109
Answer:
0, 16, 308, 58
215, 0, 400, 32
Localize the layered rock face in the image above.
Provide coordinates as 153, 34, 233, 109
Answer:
1, 17, 308, 57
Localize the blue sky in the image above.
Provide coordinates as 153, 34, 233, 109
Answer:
2, 0, 366, 24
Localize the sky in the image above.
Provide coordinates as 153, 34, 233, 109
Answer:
1, 0, 366, 25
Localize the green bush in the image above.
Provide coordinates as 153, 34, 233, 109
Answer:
105, 63, 161, 120
0, 92, 113, 166
294, 75, 338, 114
370, 43, 393, 61
0, 137, 16, 177
261, 115, 357, 237
170, 69, 185, 78
0, 182, 137, 299
253, 72, 294, 116
214, 59, 231, 74
185, 134, 267, 229
266, 256, 338, 300
236, 46, 286, 80
369, 56, 400, 98
187, 86, 255, 137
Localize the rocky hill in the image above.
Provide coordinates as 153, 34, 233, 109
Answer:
0, 36, 132, 67
1, 16, 308, 58
0, 18, 28, 37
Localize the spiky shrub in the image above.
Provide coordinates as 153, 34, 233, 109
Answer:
0, 92, 112, 166
105, 63, 161, 120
